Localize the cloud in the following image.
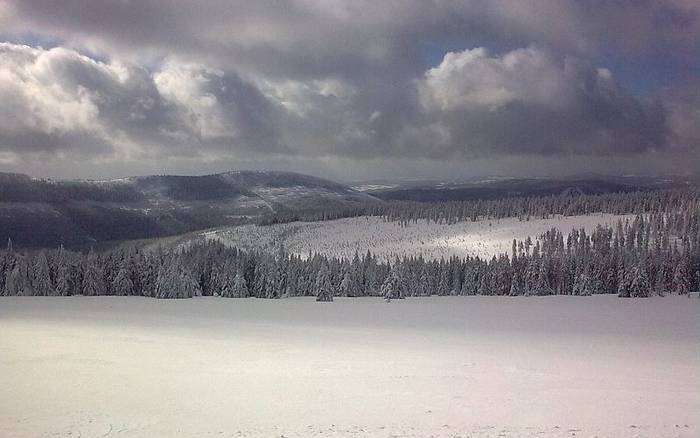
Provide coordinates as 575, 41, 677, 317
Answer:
3, 1, 698, 79
0, 43, 285, 161
0, 1, 698, 178
662, 79, 700, 153
419, 47, 572, 111
413, 47, 668, 157
153, 60, 283, 153
0, 44, 102, 150
0, 42, 695, 171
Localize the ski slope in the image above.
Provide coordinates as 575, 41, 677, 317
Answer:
201, 213, 635, 260
1, 295, 697, 437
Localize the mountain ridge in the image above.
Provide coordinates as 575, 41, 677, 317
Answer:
0, 170, 377, 248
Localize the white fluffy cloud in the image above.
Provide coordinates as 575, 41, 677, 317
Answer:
0, 44, 285, 160
0, 44, 101, 144
0, 43, 687, 165
420, 47, 574, 112
412, 47, 668, 157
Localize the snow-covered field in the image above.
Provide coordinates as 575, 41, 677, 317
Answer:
201, 214, 635, 260
1, 296, 697, 438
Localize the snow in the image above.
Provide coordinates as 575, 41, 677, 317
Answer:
351, 184, 399, 192
1, 295, 697, 437
201, 214, 635, 260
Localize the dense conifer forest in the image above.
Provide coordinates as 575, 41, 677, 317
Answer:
260, 188, 698, 226
2, 191, 698, 299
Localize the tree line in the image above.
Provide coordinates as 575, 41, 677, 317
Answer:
1, 206, 698, 300
260, 188, 698, 227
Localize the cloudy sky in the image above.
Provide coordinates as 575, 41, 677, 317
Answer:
0, 1, 698, 181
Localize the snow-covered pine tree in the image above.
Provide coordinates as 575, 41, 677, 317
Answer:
315, 264, 333, 302
155, 261, 201, 299
572, 270, 593, 296
54, 252, 72, 296
417, 264, 431, 296
82, 251, 105, 296
626, 264, 651, 298
461, 266, 477, 295
381, 266, 403, 301
672, 261, 691, 295
509, 270, 524, 296
450, 261, 462, 296
217, 259, 237, 297
111, 263, 134, 296
138, 257, 159, 297
32, 251, 53, 296
5, 257, 31, 296
477, 270, 491, 295
436, 264, 450, 296
339, 269, 354, 297
231, 270, 250, 298
616, 260, 630, 297
534, 259, 553, 296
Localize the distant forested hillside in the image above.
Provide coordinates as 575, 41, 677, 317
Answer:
2, 200, 697, 299
0, 171, 377, 248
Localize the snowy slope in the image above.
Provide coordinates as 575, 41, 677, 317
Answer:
200, 213, 636, 261
1, 295, 697, 437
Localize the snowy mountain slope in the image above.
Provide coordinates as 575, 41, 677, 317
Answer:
0, 171, 379, 248
197, 213, 635, 261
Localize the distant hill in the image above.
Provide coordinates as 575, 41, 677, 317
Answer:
0, 171, 378, 248
356, 175, 697, 202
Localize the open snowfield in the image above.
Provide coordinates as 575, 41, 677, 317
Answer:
201, 214, 635, 260
1, 296, 697, 438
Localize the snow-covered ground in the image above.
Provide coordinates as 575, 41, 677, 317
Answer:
1, 296, 697, 438
201, 214, 635, 260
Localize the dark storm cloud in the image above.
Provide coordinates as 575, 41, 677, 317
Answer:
5, 1, 697, 74
0, 1, 698, 177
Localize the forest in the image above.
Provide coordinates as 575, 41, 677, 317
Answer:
260, 187, 697, 225
1, 192, 698, 299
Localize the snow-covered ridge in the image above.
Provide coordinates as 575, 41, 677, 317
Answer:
200, 213, 635, 261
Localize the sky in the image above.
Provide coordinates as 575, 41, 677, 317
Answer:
0, 0, 698, 181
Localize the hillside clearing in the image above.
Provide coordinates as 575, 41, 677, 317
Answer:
201, 213, 636, 260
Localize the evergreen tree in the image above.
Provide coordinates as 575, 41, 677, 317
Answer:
5, 258, 31, 296
626, 265, 651, 298
617, 263, 630, 298
509, 271, 524, 296
381, 267, 403, 301
339, 270, 355, 297
572, 270, 594, 296
82, 252, 105, 296
231, 271, 250, 298
315, 264, 333, 302
672, 262, 691, 295
54, 254, 72, 297
217, 260, 238, 297
417, 265, 431, 296
32, 252, 53, 296
111, 264, 134, 296
155, 262, 201, 299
